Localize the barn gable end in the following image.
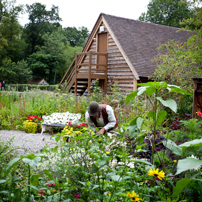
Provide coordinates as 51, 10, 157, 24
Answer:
59, 13, 192, 95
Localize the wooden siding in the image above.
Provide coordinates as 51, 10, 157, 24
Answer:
78, 23, 135, 95
107, 33, 134, 94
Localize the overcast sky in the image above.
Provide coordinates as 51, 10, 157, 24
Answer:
16, 0, 150, 31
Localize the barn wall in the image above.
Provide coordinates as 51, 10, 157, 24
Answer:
79, 24, 136, 95
107, 33, 135, 94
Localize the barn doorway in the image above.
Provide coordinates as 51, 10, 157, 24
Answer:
97, 32, 108, 90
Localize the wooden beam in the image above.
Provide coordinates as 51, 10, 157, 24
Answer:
133, 78, 137, 91
58, 57, 75, 88
104, 53, 108, 94
88, 51, 92, 94
75, 53, 78, 96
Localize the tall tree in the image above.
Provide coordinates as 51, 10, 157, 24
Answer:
28, 29, 69, 84
151, 1, 202, 92
138, 0, 196, 27
23, 3, 62, 55
0, 0, 28, 83
63, 26, 89, 47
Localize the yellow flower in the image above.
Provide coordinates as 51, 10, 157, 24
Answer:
173, 160, 177, 163
148, 168, 165, 180
126, 190, 142, 201
106, 151, 110, 155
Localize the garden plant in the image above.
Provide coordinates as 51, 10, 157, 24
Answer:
0, 81, 202, 201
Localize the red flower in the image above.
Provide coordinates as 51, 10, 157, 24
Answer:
48, 182, 55, 187
77, 125, 80, 128
74, 193, 80, 198
27, 115, 42, 123
197, 112, 202, 117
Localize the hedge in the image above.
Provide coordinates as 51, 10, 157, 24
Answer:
1, 84, 58, 92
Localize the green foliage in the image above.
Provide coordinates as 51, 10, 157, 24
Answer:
150, 1, 202, 95
139, 0, 196, 28
23, 3, 61, 55
63, 26, 89, 47
176, 157, 202, 175
0, 0, 28, 83
0, 1, 90, 85
88, 79, 104, 103
125, 81, 190, 164
23, 121, 41, 133
1, 84, 202, 201
0, 90, 87, 130
6, 84, 57, 92
151, 37, 202, 93
181, 0, 202, 30
0, 59, 32, 84
168, 118, 202, 150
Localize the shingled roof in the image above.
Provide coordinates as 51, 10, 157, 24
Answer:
101, 13, 192, 78
27, 78, 49, 85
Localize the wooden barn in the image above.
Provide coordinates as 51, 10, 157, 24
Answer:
27, 78, 49, 85
59, 13, 192, 95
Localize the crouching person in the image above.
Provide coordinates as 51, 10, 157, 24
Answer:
85, 101, 118, 135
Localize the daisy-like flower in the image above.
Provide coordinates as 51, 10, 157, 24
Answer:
148, 168, 165, 180
126, 190, 142, 201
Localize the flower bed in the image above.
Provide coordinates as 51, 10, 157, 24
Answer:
61, 121, 89, 141
23, 115, 42, 133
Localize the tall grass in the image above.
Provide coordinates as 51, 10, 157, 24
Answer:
0, 89, 150, 130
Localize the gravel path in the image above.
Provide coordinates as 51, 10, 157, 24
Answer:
0, 130, 59, 155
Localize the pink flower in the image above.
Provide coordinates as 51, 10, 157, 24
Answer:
48, 182, 55, 187
74, 193, 80, 198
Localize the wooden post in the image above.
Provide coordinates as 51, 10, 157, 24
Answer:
133, 78, 137, 91
88, 51, 92, 94
104, 53, 108, 94
75, 53, 78, 103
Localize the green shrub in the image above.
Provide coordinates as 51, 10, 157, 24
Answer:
23, 121, 38, 133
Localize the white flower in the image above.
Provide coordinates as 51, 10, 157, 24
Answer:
110, 159, 117, 169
